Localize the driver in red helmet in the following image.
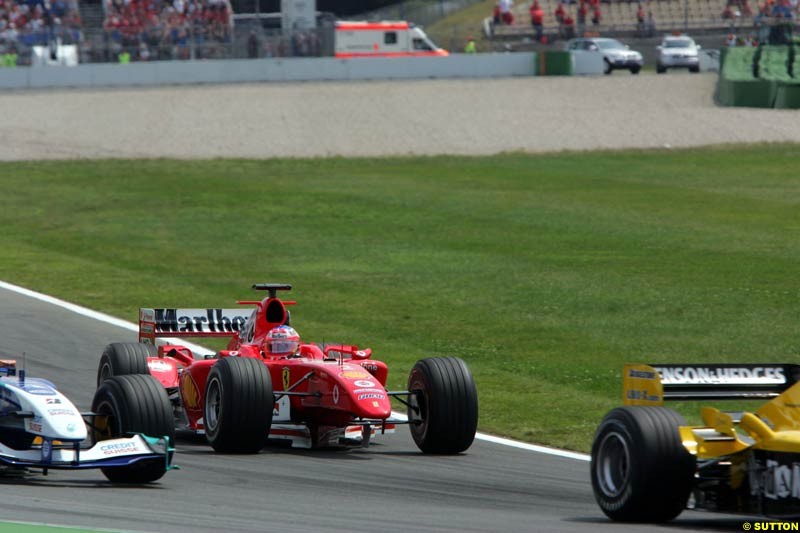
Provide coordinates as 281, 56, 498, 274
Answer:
262, 325, 300, 358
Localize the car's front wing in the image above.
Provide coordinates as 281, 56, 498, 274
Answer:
0, 434, 174, 471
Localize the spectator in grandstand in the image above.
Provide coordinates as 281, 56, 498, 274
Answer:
530, 1, 544, 41
592, 5, 602, 25
722, 3, 736, 19
577, 1, 587, 35
636, 2, 646, 35
645, 10, 655, 36
493, 2, 502, 24
247, 29, 259, 58
562, 9, 575, 38
555, 0, 566, 23
499, 0, 514, 24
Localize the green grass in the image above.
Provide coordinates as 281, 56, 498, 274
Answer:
1, 145, 799, 452
425, 0, 495, 52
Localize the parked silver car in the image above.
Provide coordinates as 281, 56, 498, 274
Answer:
656, 35, 701, 74
565, 37, 644, 75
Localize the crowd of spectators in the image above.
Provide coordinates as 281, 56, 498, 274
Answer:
492, 0, 606, 42
102, 0, 232, 61
754, 0, 797, 20
0, 0, 82, 57
554, 0, 603, 38
721, 0, 798, 28
488, 0, 799, 40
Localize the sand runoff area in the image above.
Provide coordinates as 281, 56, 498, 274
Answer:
1, 73, 799, 160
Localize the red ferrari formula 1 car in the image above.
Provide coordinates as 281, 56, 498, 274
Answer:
97, 284, 478, 454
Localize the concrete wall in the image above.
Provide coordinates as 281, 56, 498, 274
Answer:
0, 53, 537, 90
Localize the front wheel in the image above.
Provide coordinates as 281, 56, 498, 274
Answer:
92, 374, 174, 483
97, 342, 154, 386
407, 357, 478, 454
603, 59, 612, 75
689, 65, 700, 73
656, 64, 666, 74
630, 66, 641, 74
204, 357, 273, 453
591, 406, 695, 522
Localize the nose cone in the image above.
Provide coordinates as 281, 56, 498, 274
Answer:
354, 391, 393, 419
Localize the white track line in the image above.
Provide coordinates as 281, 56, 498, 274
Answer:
0, 280, 590, 462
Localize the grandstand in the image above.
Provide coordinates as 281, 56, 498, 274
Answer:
489, 0, 782, 39
0, 0, 84, 64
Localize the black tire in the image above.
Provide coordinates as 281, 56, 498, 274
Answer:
656, 64, 666, 74
591, 406, 695, 522
407, 357, 478, 454
689, 66, 700, 73
97, 342, 154, 386
204, 357, 273, 453
603, 59, 612, 75
92, 374, 174, 483
630, 66, 641, 74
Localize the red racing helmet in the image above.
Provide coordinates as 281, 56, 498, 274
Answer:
263, 326, 300, 357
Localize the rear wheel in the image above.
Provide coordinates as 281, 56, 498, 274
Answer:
630, 66, 641, 74
407, 357, 478, 454
204, 357, 273, 453
92, 374, 174, 483
97, 343, 154, 386
689, 65, 700, 73
591, 406, 695, 522
656, 64, 666, 74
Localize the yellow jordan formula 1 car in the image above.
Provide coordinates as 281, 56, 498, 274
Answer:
591, 363, 800, 522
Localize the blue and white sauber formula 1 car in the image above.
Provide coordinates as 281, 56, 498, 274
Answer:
0, 360, 176, 482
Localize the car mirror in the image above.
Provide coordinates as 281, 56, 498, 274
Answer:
697, 44, 701, 49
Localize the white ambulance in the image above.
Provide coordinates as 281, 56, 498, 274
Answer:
334, 21, 448, 58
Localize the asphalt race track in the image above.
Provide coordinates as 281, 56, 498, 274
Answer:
0, 285, 745, 532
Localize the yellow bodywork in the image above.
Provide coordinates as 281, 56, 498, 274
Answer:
624, 363, 800, 459
622, 363, 664, 406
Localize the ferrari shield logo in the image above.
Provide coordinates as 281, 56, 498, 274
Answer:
282, 367, 290, 391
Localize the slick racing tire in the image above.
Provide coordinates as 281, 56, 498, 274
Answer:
92, 374, 174, 483
97, 342, 154, 386
407, 357, 478, 454
591, 406, 695, 522
204, 357, 273, 453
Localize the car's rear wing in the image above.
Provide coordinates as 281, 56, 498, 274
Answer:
139, 308, 252, 344
623, 363, 800, 405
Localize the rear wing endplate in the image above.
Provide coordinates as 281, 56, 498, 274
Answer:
623, 363, 800, 405
139, 308, 252, 344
